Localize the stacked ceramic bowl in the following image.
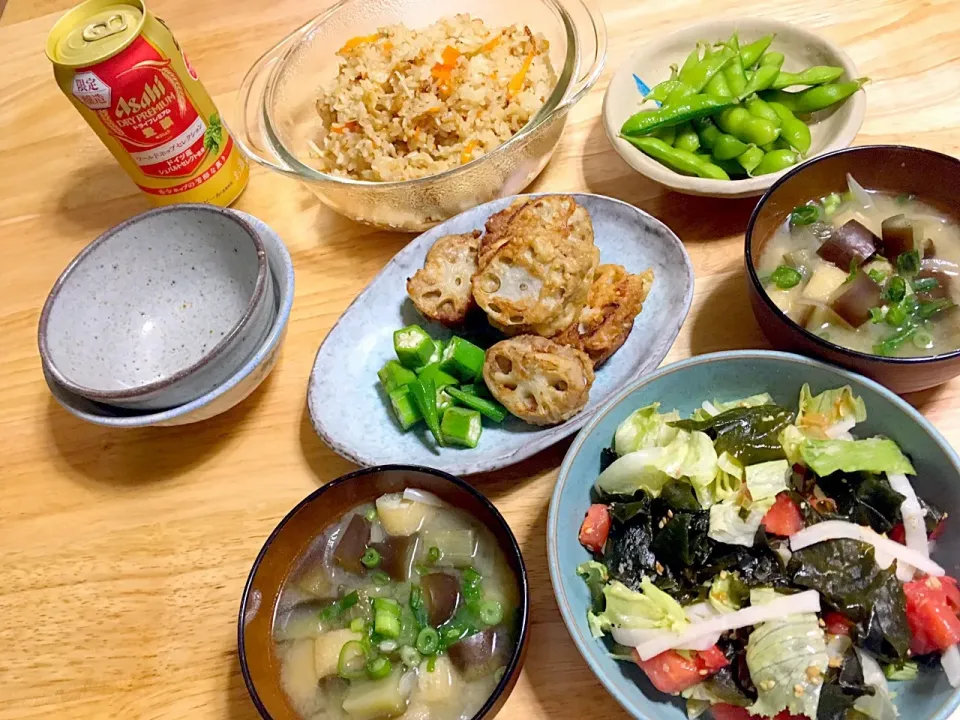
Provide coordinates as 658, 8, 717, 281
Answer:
38, 205, 295, 427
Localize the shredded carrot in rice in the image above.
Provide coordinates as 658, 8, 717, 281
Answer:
339, 33, 380, 53
330, 120, 359, 134
459, 139, 478, 164
507, 51, 535, 98
479, 35, 501, 54
382, 41, 394, 53
441, 45, 461, 66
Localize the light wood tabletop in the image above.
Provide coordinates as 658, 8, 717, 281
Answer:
1, 0, 958, 717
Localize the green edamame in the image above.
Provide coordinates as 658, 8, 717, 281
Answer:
663, 82, 696, 108
678, 46, 735, 92
652, 125, 678, 146
645, 79, 684, 104
759, 52, 785, 67
770, 66, 844, 90
716, 107, 781, 146
721, 33, 748, 96
621, 94, 736, 136
674, 122, 701, 153
712, 133, 750, 161
745, 97, 781, 126
766, 101, 811, 154
753, 148, 800, 175
678, 46, 702, 81
622, 136, 730, 180
739, 34, 774, 69
705, 68, 732, 98
696, 121, 721, 150
737, 145, 765, 174
761, 78, 868, 114
739, 56, 783, 97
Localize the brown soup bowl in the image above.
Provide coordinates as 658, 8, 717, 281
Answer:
745, 145, 960, 394
238, 465, 529, 720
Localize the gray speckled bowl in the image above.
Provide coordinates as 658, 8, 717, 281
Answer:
39, 205, 276, 411
308, 192, 694, 475
43, 211, 294, 427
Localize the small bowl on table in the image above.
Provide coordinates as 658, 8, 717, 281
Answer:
238, 465, 530, 720
603, 18, 865, 198
745, 145, 960, 394
38, 205, 276, 411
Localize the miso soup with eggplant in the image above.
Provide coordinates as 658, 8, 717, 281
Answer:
273, 490, 520, 720
755, 175, 960, 357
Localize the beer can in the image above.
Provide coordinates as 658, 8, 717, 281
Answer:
46, 0, 249, 207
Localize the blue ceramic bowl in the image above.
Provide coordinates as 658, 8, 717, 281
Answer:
547, 350, 960, 720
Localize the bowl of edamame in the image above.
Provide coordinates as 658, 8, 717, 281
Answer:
602, 19, 866, 198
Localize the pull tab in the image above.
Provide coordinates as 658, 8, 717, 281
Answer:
81, 13, 128, 42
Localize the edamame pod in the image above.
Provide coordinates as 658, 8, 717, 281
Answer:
622, 136, 730, 180
739, 58, 783, 97
653, 125, 678, 146
712, 133, 750, 161
737, 145, 765, 175
745, 97, 781, 126
674, 122, 701, 153
761, 78, 868, 114
645, 79, 684, 104
766, 101, 811, 154
621, 95, 736, 136
679, 46, 735, 92
740, 34, 774, 69
759, 51, 785, 67
770, 66, 844, 90
753, 148, 800, 175
722, 33, 748, 96
705, 68, 733, 98
716, 107, 781, 146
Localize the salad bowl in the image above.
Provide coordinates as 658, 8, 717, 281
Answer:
547, 350, 960, 720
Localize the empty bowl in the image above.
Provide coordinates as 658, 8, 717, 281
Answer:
39, 205, 276, 410
43, 210, 294, 427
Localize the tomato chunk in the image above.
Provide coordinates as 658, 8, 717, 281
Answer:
904, 575, 960, 654
762, 493, 804, 536
709, 704, 805, 720
890, 522, 906, 544
578, 504, 611, 553
633, 646, 729, 695
823, 611, 854, 637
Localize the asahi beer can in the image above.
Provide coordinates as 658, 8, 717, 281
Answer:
46, 0, 249, 207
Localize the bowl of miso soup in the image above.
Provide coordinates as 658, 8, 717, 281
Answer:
746, 145, 960, 393
239, 465, 528, 720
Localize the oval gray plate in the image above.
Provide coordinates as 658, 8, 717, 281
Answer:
307, 193, 694, 475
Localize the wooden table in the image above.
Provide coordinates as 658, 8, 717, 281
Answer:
2, 0, 958, 717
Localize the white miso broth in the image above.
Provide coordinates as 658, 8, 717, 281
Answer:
273, 491, 520, 720
756, 178, 960, 357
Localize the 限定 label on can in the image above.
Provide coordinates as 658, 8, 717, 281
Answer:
46, 0, 248, 207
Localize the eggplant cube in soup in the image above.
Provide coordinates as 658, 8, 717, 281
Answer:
448, 626, 511, 681
881, 214, 924, 262
334, 514, 373, 574
817, 220, 878, 270
831, 271, 883, 328
372, 534, 419, 581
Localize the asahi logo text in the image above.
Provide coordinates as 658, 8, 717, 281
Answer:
115, 75, 166, 118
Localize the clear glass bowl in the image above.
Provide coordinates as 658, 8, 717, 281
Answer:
236, 0, 605, 231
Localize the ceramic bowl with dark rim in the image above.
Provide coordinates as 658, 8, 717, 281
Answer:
39, 204, 276, 411
238, 465, 530, 720
745, 145, 960, 394
547, 350, 960, 720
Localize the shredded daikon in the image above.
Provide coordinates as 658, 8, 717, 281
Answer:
633, 591, 822, 660
942, 644, 960, 688
402, 488, 446, 507
847, 173, 875, 209
612, 604, 721, 650
825, 416, 857, 439
887, 472, 928, 581
789, 520, 944, 577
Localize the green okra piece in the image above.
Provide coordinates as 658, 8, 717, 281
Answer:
388, 386, 423, 431
417, 362, 458, 388
394, 325, 437, 369
410, 377, 443, 446
378, 359, 418, 393
445, 386, 508, 423
621, 95, 737, 136
440, 407, 483, 448
622, 135, 730, 180
438, 337, 486, 381
740, 34, 775, 69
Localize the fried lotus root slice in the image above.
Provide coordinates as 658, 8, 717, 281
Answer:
406, 231, 481, 326
477, 199, 529, 270
554, 265, 654, 367
483, 335, 594, 426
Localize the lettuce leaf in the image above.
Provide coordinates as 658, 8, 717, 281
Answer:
694, 393, 776, 421
587, 578, 688, 638
576, 561, 609, 611
745, 459, 790, 502
817, 646, 875, 720
797, 384, 867, 438
853, 650, 898, 720
614, 402, 681, 455
709, 499, 775, 547
800, 438, 916, 477
780, 424, 807, 465
711, 452, 744, 503
746, 590, 828, 719
709, 571, 749, 613
596, 431, 718, 500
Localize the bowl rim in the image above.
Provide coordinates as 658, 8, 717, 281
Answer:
602, 17, 865, 197
257, 0, 606, 188
744, 143, 960, 366
546, 349, 960, 720
38, 204, 270, 402
236, 463, 531, 720
42, 209, 295, 426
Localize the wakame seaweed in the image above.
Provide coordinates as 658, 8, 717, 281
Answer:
604, 518, 662, 591
816, 650, 875, 720
816, 471, 905, 534
599, 446, 619, 472
789, 538, 911, 663
651, 511, 711, 569
670, 404, 794, 465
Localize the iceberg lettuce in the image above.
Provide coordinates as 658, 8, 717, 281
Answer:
709, 499, 774, 547
799, 437, 916, 477
694, 393, 776, 420
745, 459, 790, 502
796, 384, 867, 438
711, 452, 744, 503
780, 424, 806, 465
614, 402, 680, 455
587, 578, 688, 639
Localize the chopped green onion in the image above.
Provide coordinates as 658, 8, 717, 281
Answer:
366, 655, 393, 680
427, 655, 438, 672
409, 586, 429, 628
439, 337, 487, 382
461, 567, 483, 603
373, 597, 401, 617
874, 326, 918, 356
912, 329, 934, 349
440, 406, 482, 448
394, 325, 437, 369
440, 622, 469, 649
896, 250, 921, 275
399, 646, 421, 668
885, 303, 909, 328
363, 507, 377, 522
789, 204, 821, 226
477, 599, 504, 626
768, 264, 803, 290
378, 639, 399, 653
375, 610, 401, 639
912, 276, 939, 293
350, 618, 366, 633
361, 547, 382, 569
884, 660, 918, 680
371, 570, 391, 586
427, 546, 442, 565
883, 276, 907, 303
445, 386, 508, 423
377, 360, 418, 392
320, 591, 361, 622
918, 298, 955, 319
867, 268, 887, 284
868, 307, 886, 324
416, 627, 441, 655
338, 640, 368, 680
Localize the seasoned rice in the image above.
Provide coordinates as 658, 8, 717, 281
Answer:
312, 15, 557, 182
